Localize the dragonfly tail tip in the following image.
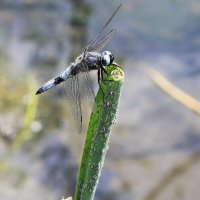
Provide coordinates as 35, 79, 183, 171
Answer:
36, 88, 43, 95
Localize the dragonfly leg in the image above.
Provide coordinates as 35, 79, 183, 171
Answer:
98, 69, 101, 84
97, 69, 106, 104
101, 66, 110, 76
101, 67, 115, 83
101, 68, 108, 105
100, 66, 112, 82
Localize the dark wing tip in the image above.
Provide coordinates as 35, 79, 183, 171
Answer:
36, 88, 43, 95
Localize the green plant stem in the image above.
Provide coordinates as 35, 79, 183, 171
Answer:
74, 63, 124, 200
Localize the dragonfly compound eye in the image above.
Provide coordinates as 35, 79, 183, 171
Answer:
101, 51, 114, 66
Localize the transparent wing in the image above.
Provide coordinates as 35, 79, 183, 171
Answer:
87, 29, 116, 52
64, 72, 82, 134
63, 61, 95, 134
78, 60, 95, 107
85, 3, 122, 51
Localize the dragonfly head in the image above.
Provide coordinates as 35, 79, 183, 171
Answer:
101, 51, 114, 66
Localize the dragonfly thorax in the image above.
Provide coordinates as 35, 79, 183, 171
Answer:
101, 51, 114, 66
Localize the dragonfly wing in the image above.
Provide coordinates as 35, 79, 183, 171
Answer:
78, 60, 95, 108
85, 3, 122, 50
87, 29, 116, 52
64, 72, 82, 134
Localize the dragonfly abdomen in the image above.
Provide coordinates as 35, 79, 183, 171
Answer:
36, 65, 73, 95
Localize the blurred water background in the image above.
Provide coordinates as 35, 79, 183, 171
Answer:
0, 0, 200, 199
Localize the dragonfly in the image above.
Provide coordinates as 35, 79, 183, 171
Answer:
36, 3, 122, 133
